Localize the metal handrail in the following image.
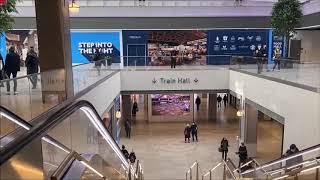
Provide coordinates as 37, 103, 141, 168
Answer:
186, 161, 199, 180
201, 159, 237, 180
240, 144, 320, 176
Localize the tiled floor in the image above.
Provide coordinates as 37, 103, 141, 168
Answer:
120, 104, 283, 180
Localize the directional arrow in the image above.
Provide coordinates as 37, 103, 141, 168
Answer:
152, 78, 157, 84
194, 78, 199, 83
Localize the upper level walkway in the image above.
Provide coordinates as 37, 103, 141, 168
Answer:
1, 59, 320, 153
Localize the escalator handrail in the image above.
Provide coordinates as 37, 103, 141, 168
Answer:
241, 143, 320, 175
0, 100, 127, 168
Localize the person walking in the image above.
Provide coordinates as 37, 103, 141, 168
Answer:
170, 52, 176, 69
121, 145, 129, 160
217, 95, 222, 108
236, 142, 248, 167
132, 101, 138, 116
254, 46, 263, 74
223, 94, 228, 108
191, 122, 198, 142
273, 47, 281, 71
0, 54, 4, 87
220, 137, 229, 161
4, 46, 20, 95
125, 119, 131, 138
25, 47, 39, 89
184, 124, 191, 143
195, 96, 201, 111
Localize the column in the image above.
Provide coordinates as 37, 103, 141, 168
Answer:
208, 94, 217, 121
244, 103, 258, 157
121, 95, 132, 122
35, 0, 74, 100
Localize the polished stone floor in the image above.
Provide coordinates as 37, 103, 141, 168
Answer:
121, 103, 283, 180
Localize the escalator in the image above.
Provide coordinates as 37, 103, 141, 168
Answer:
0, 101, 142, 180
192, 144, 320, 180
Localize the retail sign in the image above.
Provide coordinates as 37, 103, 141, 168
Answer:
152, 77, 199, 85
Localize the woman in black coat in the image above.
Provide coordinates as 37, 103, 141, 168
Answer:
25, 48, 39, 89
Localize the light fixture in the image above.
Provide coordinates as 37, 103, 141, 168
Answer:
116, 111, 122, 119
69, 0, 80, 13
236, 110, 244, 117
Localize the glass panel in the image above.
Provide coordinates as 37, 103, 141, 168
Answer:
72, 60, 115, 94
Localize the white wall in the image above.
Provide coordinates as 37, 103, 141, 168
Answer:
120, 69, 229, 91
229, 70, 320, 151
294, 30, 320, 63
79, 72, 121, 116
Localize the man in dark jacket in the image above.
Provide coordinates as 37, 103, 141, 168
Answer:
284, 144, 303, 168
25, 48, 39, 89
125, 119, 131, 138
191, 122, 198, 142
121, 145, 129, 160
195, 96, 201, 111
237, 142, 248, 167
4, 46, 20, 95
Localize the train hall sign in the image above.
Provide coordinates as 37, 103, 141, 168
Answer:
152, 77, 199, 85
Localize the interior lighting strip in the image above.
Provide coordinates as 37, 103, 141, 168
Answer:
80, 107, 129, 168
0, 112, 70, 154
80, 160, 105, 178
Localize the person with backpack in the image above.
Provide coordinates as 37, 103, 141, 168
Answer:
220, 137, 229, 161
121, 145, 129, 160
129, 150, 137, 164
25, 47, 39, 89
217, 95, 222, 108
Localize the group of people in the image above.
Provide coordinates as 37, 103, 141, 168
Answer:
217, 94, 228, 109
219, 138, 248, 168
0, 46, 39, 95
121, 145, 137, 164
184, 122, 198, 143
254, 45, 283, 74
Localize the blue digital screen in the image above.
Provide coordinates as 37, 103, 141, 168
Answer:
71, 32, 121, 64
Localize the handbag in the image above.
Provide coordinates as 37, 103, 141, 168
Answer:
218, 147, 223, 152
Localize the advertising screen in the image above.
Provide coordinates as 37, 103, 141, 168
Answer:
2, 30, 121, 64
71, 32, 121, 64
123, 30, 207, 66
151, 94, 190, 116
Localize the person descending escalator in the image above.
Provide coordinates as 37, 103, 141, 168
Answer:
284, 144, 303, 170
236, 142, 248, 167
121, 145, 129, 160
129, 150, 137, 164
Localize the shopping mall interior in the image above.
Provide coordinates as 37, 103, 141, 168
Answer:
0, 0, 320, 180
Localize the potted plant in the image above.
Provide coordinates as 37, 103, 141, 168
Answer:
0, 0, 18, 33
271, 0, 303, 58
